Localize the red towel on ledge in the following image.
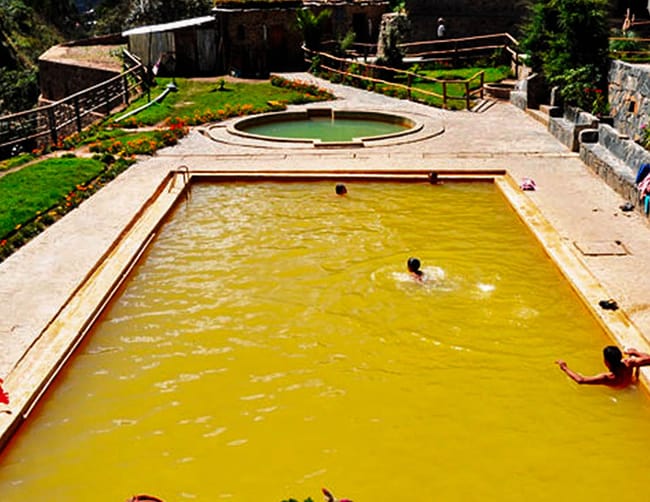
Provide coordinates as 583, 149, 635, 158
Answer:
0, 379, 9, 405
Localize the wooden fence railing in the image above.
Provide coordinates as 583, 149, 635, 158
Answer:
306, 33, 521, 110
322, 32, 521, 70
609, 36, 650, 62
0, 50, 148, 157
305, 49, 485, 110
399, 32, 520, 67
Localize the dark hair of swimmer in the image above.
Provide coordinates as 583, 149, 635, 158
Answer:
407, 257, 423, 276
603, 345, 624, 371
335, 184, 347, 195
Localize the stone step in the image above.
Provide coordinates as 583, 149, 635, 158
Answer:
526, 108, 550, 127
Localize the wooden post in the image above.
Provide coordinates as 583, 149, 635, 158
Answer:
123, 75, 130, 105
515, 52, 520, 80
74, 96, 82, 133
407, 73, 412, 100
47, 106, 58, 145
465, 81, 470, 109
442, 81, 447, 108
104, 84, 111, 115
480, 72, 485, 99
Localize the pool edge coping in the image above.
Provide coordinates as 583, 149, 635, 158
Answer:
226, 108, 424, 148
0, 168, 647, 450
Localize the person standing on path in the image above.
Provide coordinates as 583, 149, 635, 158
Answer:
437, 18, 446, 38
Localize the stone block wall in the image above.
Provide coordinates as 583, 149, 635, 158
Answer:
216, 8, 303, 76
609, 59, 650, 143
38, 59, 120, 102
405, 0, 529, 40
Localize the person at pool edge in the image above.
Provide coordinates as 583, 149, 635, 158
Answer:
556, 346, 650, 387
407, 257, 424, 281
335, 184, 347, 195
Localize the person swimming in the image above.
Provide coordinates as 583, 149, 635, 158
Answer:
556, 345, 650, 387
407, 257, 424, 281
335, 184, 347, 195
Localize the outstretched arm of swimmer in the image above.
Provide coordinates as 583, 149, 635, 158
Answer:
555, 360, 614, 385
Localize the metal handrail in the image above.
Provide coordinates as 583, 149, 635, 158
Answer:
0, 55, 147, 155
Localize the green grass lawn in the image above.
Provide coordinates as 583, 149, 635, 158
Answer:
0, 157, 105, 238
113, 77, 332, 127
0, 153, 37, 172
410, 66, 511, 108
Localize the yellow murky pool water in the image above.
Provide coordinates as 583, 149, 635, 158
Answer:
1, 181, 650, 502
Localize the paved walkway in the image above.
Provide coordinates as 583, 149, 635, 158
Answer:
1, 73, 649, 381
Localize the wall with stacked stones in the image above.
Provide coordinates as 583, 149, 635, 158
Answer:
609, 59, 650, 143
405, 0, 529, 40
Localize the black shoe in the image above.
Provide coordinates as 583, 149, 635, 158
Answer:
598, 299, 619, 311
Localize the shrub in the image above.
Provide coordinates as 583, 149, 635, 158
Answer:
521, 0, 610, 108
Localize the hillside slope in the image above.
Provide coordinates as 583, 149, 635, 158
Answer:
0, 0, 86, 114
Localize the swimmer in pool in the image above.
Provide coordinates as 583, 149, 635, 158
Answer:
407, 257, 424, 281
556, 346, 650, 387
335, 184, 347, 195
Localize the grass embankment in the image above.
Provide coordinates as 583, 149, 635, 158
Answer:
0, 76, 333, 262
0, 157, 105, 237
0, 156, 132, 260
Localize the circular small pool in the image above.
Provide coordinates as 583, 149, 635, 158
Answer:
229, 108, 421, 147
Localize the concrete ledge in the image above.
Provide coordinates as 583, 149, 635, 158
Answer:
548, 106, 599, 152
579, 123, 650, 216
0, 171, 189, 451
497, 173, 650, 388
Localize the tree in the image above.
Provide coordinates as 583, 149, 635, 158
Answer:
125, 0, 212, 28
295, 8, 331, 51
94, 0, 130, 34
521, 0, 611, 112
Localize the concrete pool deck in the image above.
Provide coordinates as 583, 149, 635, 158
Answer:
1, 72, 650, 419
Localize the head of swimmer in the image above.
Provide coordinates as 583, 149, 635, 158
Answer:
335, 184, 347, 195
407, 257, 423, 277
603, 345, 624, 372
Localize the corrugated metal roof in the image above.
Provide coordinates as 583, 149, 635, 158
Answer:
122, 16, 216, 36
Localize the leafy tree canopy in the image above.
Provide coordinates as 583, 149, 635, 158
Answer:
295, 8, 332, 51
520, 0, 611, 111
125, 0, 213, 28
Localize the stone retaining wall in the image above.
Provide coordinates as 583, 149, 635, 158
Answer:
609, 59, 650, 143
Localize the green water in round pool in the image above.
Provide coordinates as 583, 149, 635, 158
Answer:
240, 116, 408, 141
1, 182, 650, 502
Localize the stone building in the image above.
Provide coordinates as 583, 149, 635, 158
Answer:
213, 0, 389, 77
123, 16, 219, 76
119, 1, 388, 78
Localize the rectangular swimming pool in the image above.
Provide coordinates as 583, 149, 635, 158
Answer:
1, 181, 649, 501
